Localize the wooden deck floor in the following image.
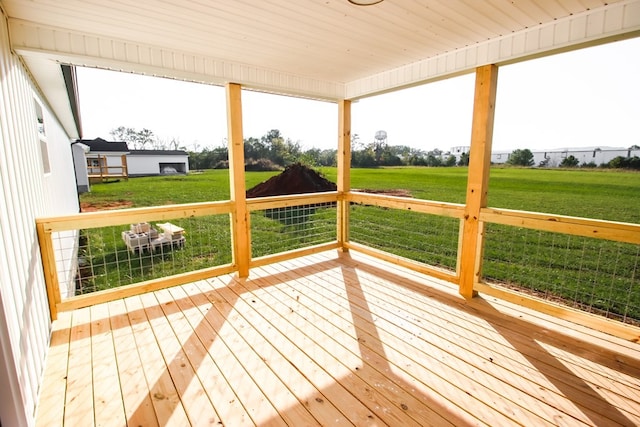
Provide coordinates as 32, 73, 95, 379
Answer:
36, 250, 640, 426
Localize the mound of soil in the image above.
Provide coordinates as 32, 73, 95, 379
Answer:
246, 163, 336, 198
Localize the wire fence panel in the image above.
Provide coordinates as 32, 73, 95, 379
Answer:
482, 223, 640, 325
251, 202, 337, 258
52, 215, 231, 297
350, 203, 459, 272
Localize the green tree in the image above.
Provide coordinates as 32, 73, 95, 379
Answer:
507, 149, 535, 166
457, 152, 470, 166
560, 155, 579, 168
110, 126, 156, 149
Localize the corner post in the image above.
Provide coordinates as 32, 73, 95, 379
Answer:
458, 64, 498, 299
226, 83, 250, 277
36, 222, 60, 320
337, 100, 351, 250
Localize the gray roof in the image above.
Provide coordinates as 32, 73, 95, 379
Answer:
77, 138, 128, 152
128, 150, 188, 156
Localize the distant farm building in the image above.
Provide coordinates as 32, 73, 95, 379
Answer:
73, 138, 189, 191
452, 146, 640, 167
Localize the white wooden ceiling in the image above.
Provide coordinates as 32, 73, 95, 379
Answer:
3, 0, 640, 102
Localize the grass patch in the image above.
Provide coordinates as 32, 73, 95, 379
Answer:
78, 167, 640, 323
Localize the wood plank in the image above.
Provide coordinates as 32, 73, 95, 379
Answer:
36, 200, 233, 232
108, 298, 159, 427
458, 63, 499, 299
56, 264, 234, 313
474, 281, 640, 345
218, 273, 464, 427
36, 223, 61, 320
124, 295, 191, 426
347, 192, 465, 219
175, 282, 287, 426
35, 312, 72, 426
246, 192, 338, 211
350, 261, 640, 418
189, 282, 339, 426
90, 303, 126, 426
480, 207, 640, 245
163, 285, 256, 426
345, 241, 457, 284
35, 252, 640, 426
226, 82, 250, 277
138, 291, 222, 425
294, 252, 640, 423
295, 256, 640, 425
64, 307, 95, 427
258, 261, 553, 426
249, 241, 339, 268
322, 250, 640, 390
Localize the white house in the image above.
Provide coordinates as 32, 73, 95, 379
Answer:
126, 149, 189, 176
73, 138, 189, 184
0, 13, 80, 427
1, 1, 640, 426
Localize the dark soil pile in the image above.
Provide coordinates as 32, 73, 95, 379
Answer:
246, 163, 336, 198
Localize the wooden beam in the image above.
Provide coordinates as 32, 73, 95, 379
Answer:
226, 83, 250, 277
458, 64, 498, 299
337, 100, 351, 249
36, 222, 60, 320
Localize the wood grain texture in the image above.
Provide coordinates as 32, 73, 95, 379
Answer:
36, 250, 640, 426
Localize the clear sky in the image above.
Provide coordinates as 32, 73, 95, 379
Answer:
77, 37, 640, 153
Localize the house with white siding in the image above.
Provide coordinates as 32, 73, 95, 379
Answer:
74, 138, 189, 185
1, 1, 640, 426
0, 15, 80, 427
125, 149, 189, 176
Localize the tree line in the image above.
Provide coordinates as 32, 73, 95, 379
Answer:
188, 129, 471, 170
110, 127, 639, 171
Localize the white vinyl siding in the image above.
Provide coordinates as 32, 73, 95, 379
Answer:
0, 8, 79, 426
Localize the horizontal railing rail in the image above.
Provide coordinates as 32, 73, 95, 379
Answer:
36, 200, 235, 318
480, 207, 640, 245
36, 190, 640, 340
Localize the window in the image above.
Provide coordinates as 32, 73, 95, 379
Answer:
34, 100, 50, 173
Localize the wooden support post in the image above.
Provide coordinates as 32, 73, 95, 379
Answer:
36, 222, 60, 320
226, 83, 250, 277
458, 64, 499, 299
121, 154, 128, 181
337, 100, 351, 250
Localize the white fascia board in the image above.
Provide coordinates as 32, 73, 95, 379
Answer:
8, 18, 345, 103
346, 0, 640, 100
21, 56, 80, 139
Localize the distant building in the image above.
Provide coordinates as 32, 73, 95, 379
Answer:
452, 146, 640, 167
72, 138, 189, 191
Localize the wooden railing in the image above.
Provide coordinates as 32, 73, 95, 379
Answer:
36, 190, 640, 340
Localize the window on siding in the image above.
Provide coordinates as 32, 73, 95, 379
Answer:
34, 100, 50, 173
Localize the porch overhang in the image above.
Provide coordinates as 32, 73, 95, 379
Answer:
4, 0, 640, 116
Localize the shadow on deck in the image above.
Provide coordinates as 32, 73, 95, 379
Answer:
37, 250, 640, 426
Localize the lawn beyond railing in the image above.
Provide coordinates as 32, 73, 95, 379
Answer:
37, 190, 640, 338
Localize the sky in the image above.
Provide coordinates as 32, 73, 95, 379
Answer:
77, 37, 640, 153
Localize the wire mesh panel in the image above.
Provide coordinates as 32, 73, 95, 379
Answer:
350, 203, 459, 272
52, 214, 231, 296
483, 223, 640, 325
251, 202, 337, 258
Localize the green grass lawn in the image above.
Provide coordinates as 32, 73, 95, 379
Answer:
79, 166, 640, 323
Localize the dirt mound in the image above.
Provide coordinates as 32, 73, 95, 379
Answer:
246, 163, 336, 198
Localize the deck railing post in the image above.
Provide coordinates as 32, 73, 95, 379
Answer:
36, 222, 60, 320
226, 83, 250, 277
458, 64, 498, 299
337, 100, 351, 250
